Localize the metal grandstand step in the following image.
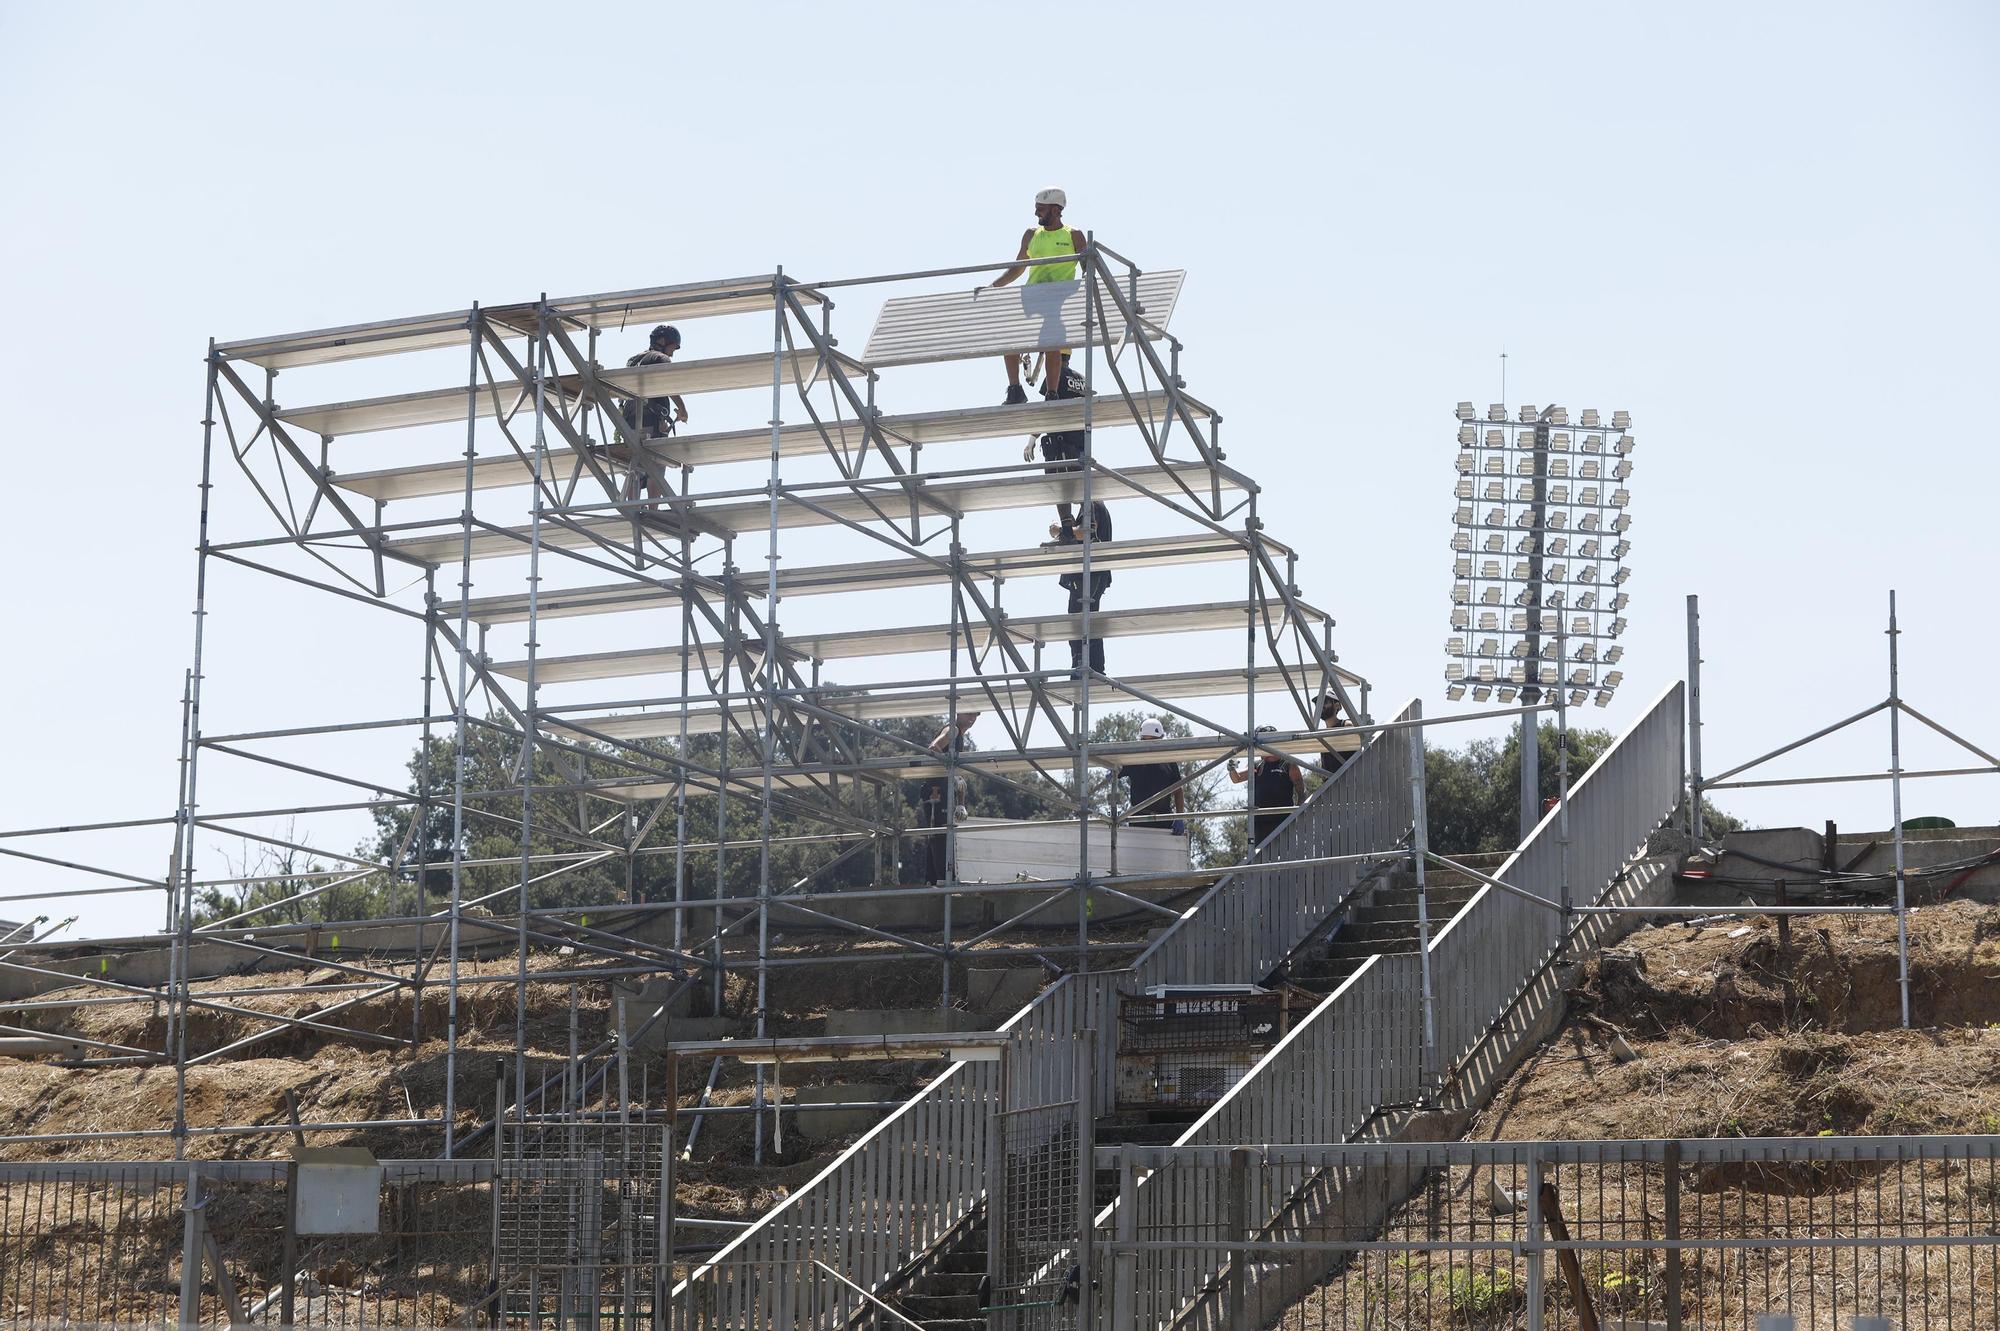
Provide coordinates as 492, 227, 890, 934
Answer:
458, 531, 1264, 623
217, 273, 818, 370
495, 601, 1317, 683
279, 349, 863, 437
328, 390, 1210, 501
547, 664, 1361, 742
381, 461, 1239, 564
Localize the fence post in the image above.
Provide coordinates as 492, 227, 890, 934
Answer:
179, 1165, 203, 1331
280, 1160, 299, 1329
1112, 1153, 1137, 1331
1227, 1147, 1252, 1331
1074, 1032, 1096, 1331
1664, 1140, 1683, 1331
490, 1058, 505, 1328
1524, 1156, 1544, 1331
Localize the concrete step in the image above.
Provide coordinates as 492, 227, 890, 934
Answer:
1349, 900, 1473, 927
912, 1272, 984, 1298
1095, 1120, 1192, 1146
1366, 884, 1478, 910
916, 1320, 985, 1331
1315, 938, 1419, 964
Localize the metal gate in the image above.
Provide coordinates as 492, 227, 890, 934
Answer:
990, 1032, 1096, 1331
497, 1117, 669, 1330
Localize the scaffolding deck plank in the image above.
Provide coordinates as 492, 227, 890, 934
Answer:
861, 271, 1183, 366
279, 350, 863, 437
496, 599, 1327, 684
218, 275, 816, 371
608, 730, 1360, 800
328, 390, 1207, 501
381, 461, 1236, 565
551, 664, 1363, 742
461, 531, 1265, 623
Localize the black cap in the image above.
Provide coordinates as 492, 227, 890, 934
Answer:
650, 324, 680, 345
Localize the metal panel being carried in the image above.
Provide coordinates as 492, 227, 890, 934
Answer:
862, 271, 1185, 366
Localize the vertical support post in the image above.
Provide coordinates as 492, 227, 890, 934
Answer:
490, 1060, 505, 1319
1887, 589, 1911, 1029
1405, 711, 1439, 1095
280, 1161, 299, 1329
751, 271, 788, 1167
180, 1165, 204, 1330
448, 307, 483, 1156
173, 343, 223, 1161
660, 1052, 678, 1331
413, 569, 440, 1047
1074, 1033, 1097, 1331
1111, 1152, 1137, 1331
1524, 1155, 1544, 1331
1075, 233, 1098, 974
1687, 594, 1705, 841
512, 301, 553, 1151
1521, 408, 1553, 845
1556, 619, 1573, 946
1663, 1140, 1683, 1331
1226, 1147, 1251, 1331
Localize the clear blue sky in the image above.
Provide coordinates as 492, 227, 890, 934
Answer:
2, 2, 1995, 938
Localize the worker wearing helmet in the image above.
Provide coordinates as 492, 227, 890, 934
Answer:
619, 325, 687, 503
989, 188, 1083, 404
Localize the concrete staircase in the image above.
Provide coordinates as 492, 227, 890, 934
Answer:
892, 1217, 989, 1331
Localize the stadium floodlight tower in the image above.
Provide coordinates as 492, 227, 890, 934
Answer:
1447, 400, 1637, 841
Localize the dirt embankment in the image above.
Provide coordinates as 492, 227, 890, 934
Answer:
1475, 899, 2000, 1144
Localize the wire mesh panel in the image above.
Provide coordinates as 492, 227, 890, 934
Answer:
993, 1099, 1085, 1331
1103, 1137, 2000, 1331
498, 1119, 668, 1330
0, 1164, 191, 1328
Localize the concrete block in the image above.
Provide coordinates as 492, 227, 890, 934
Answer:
659, 1016, 739, 1049
967, 967, 1044, 1014
953, 818, 1188, 884
788, 1083, 896, 1137
1718, 827, 1822, 879
293, 1146, 381, 1235
823, 1008, 972, 1038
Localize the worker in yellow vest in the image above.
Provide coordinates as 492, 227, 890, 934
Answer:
989, 187, 1083, 404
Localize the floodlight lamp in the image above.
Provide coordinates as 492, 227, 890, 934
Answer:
1511, 560, 1530, 579
1508, 663, 1527, 683
1569, 688, 1588, 707
1456, 452, 1475, 474
1594, 689, 1613, 707
1499, 686, 1518, 703
1488, 404, 1505, 422
1604, 671, 1624, 689
1509, 611, 1528, 631
1446, 683, 1467, 701
1612, 410, 1632, 429
1579, 513, 1601, 531
1616, 435, 1635, 455
1548, 563, 1568, 582
1570, 668, 1590, 686
1483, 533, 1504, 551
1580, 459, 1601, 480
1539, 664, 1558, 685
1581, 408, 1601, 427
1610, 592, 1629, 610
1611, 487, 1631, 506
1612, 514, 1631, 532
1456, 402, 1476, 421
1609, 618, 1628, 637
1604, 645, 1623, 663
1548, 536, 1568, 555
1547, 511, 1569, 529
1458, 424, 1477, 446
1446, 636, 1466, 655
1614, 460, 1633, 479
1451, 581, 1470, 602
1513, 481, 1534, 502
1511, 640, 1530, 657
1576, 565, 1598, 585
1519, 404, 1537, 423
1455, 506, 1475, 527
1479, 637, 1499, 656
1476, 663, 1496, 683
1580, 486, 1601, 506
1612, 566, 1632, 585
1512, 589, 1531, 607
1445, 663, 1466, 681
1451, 607, 1470, 628
1550, 406, 1569, 425
1547, 589, 1567, 607
1577, 590, 1597, 609
1477, 610, 1499, 630
1551, 432, 1571, 450
1451, 533, 1471, 553
1485, 507, 1505, 526
1581, 434, 1602, 453
1485, 456, 1504, 475
1515, 455, 1535, 476
1577, 643, 1598, 661
1578, 539, 1600, 559
1611, 542, 1631, 561
1515, 534, 1537, 554
1542, 639, 1561, 658
1473, 685, 1493, 702
1551, 484, 1570, 503
1454, 556, 1472, 577
1479, 586, 1502, 607
1485, 429, 1505, 447
1550, 458, 1570, 478
1456, 479, 1474, 500
1539, 612, 1559, 632
1480, 559, 1501, 579
1571, 615, 1591, 635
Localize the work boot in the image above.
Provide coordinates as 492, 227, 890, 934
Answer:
1003, 383, 1028, 405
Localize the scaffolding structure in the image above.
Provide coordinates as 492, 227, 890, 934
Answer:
0, 241, 1375, 1159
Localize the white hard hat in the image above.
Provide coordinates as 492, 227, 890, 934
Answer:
1035, 187, 1067, 208
1138, 719, 1165, 740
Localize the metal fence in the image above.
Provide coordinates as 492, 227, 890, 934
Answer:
1427, 682, 1686, 1081
671, 704, 1417, 1326
1102, 1137, 2000, 1331
0, 1158, 494, 1330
